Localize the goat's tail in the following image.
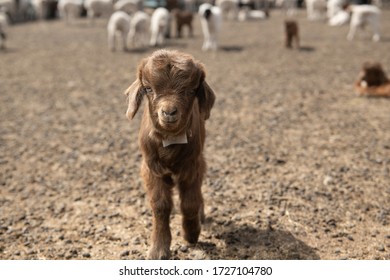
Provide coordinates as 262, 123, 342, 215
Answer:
204, 9, 212, 20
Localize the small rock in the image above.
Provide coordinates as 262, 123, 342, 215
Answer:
179, 246, 188, 253
132, 237, 141, 245
190, 250, 207, 260
323, 176, 333, 186
377, 245, 385, 252
83, 253, 91, 258
120, 250, 130, 257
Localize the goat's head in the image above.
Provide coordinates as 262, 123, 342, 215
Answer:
125, 49, 215, 136
358, 62, 389, 87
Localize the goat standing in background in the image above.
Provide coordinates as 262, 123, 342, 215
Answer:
285, 20, 299, 49
107, 10, 131, 51
199, 3, 222, 51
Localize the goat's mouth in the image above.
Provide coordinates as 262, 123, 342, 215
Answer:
161, 118, 178, 124
159, 118, 180, 130
157, 116, 185, 134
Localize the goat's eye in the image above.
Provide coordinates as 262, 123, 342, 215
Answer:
144, 87, 153, 94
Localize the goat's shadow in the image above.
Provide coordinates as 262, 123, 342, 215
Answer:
297, 46, 316, 52
196, 219, 320, 260
219, 45, 245, 52
126, 48, 149, 54
0, 47, 18, 53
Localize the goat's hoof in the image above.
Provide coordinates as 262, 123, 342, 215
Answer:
148, 247, 170, 260
184, 230, 200, 245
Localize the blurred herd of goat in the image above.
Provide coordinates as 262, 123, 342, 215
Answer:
0, 0, 388, 52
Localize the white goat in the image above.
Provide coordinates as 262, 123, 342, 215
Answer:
149, 7, 169, 47
114, 0, 142, 15
0, 7, 7, 49
347, 5, 381, 42
84, 0, 113, 24
0, 0, 14, 17
107, 10, 131, 51
31, 0, 44, 19
306, 0, 327, 21
58, 0, 83, 24
328, 9, 349, 26
215, 0, 238, 20
198, 3, 222, 51
238, 7, 268, 22
275, 0, 297, 16
327, 0, 345, 19
127, 10, 150, 48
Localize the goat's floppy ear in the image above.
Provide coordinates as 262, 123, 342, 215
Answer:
197, 80, 216, 120
125, 79, 144, 120
125, 59, 148, 120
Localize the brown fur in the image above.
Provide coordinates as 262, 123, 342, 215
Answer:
285, 20, 300, 49
355, 62, 390, 97
125, 49, 216, 259
172, 9, 194, 38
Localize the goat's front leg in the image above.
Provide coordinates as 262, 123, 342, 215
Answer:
143, 165, 173, 259
347, 23, 357, 41
178, 177, 204, 245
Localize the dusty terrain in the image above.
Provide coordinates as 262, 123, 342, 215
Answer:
1, 8, 390, 260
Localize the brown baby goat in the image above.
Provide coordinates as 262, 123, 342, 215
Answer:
355, 62, 390, 97
125, 49, 216, 259
285, 20, 300, 49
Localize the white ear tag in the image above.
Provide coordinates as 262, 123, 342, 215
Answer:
162, 133, 188, 147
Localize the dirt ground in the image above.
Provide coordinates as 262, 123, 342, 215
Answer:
1, 8, 390, 260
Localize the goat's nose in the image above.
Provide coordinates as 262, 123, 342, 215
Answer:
162, 108, 178, 117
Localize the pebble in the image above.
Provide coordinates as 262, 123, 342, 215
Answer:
120, 250, 130, 257
377, 245, 385, 252
323, 176, 333, 186
190, 250, 207, 260
132, 237, 141, 245
83, 253, 91, 258
179, 246, 188, 253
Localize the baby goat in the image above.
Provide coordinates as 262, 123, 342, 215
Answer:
127, 10, 150, 49
0, 7, 7, 50
172, 9, 193, 38
125, 49, 216, 259
347, 4, 381, 42
149, 7, 170, 47
199, 3, 222, 51
107, 10, 131, 51
355, 62, 390, 97
285, 20, 299, 49
58, 0, 83, 24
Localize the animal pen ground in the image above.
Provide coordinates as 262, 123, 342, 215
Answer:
1, 8, 390, 260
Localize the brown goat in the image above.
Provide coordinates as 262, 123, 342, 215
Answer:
172, 9, 194, 38
285, 20, 300, 49
125, 49, 216, 259
355, 62, 390, 97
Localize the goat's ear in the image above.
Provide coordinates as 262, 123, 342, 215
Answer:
125, 79, 144, 120
197, 80, 216, 120
125, 58, 148, 120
